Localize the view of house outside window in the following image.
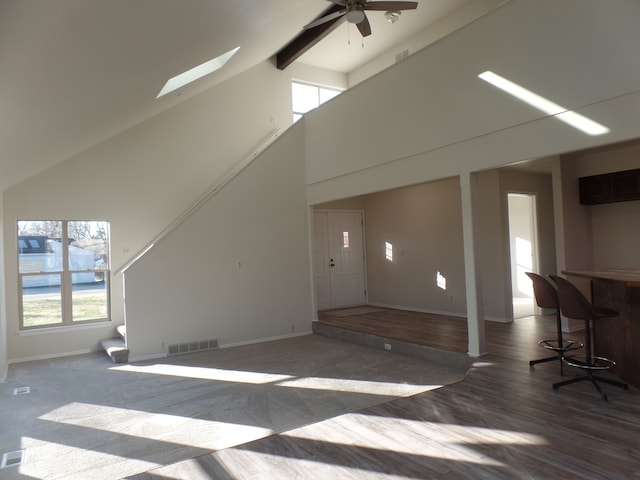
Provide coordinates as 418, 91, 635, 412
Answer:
17, 220, 111, 329
292, 81, 342, 122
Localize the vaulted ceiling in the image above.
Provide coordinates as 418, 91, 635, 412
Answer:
0, 0, 482, 191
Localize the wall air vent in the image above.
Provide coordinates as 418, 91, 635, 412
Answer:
1, 450, 25, 469
13, 387, 30, 395
168, 338, 219, 356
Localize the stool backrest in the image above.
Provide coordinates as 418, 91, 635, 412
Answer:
549, 275, 594, 321
525, 272, 559, 309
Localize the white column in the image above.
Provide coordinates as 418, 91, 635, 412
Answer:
0, 194, 7, 380
459, 171, 487, 357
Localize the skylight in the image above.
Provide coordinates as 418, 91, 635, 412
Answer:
478, 71, 610, 136
156, 46, 240, 99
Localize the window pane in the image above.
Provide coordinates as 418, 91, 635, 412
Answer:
18, 220, 63, 273
72, 275, 108, 322
68, 221, 109, 271
22, 275, 63, 327
292, 82, 320, 113
319, 87, 340, 104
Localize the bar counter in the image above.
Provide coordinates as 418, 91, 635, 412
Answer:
562, 270, 640, 389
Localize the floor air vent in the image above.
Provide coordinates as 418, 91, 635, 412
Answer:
13, 387, 30, 395
1, 450, 25, 469
168, 338, 218, 356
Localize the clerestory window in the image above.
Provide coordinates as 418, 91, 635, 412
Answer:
292, 81, 342, 122
18, 220, 111, 329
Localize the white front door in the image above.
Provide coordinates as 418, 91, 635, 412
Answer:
313, 211, 366, 309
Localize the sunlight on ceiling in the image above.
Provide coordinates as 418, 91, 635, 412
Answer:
478, 71, 610, 136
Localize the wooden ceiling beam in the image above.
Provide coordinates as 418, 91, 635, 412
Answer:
276, 4, 345, 70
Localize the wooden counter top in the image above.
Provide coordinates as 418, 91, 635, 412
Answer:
561, 269, 640, 287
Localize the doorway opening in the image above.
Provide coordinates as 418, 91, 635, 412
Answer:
507, 193, 539, 318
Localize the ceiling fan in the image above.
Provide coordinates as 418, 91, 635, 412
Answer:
303, 0, 419, 38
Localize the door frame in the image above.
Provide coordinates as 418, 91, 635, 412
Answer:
506, 191, 540, 317
311, 209, 368, 311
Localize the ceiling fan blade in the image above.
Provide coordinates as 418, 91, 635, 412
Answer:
357, 13, 372, 37
303, 9, 346, 29
363, 1, 418, 11
326, 0, 348, 5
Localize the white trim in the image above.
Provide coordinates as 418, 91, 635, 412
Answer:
18, 321, 113, 337
0, 365, 7, 383
8, 348, 95, 365
219, 331, 312, 350
127, 331, 313, 363
119, 128, 281, 273
127, 352, 167, 362
484, 315, 511, 323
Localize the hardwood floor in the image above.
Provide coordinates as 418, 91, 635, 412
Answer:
129, 307, 640, 479
318, 305, 565, 362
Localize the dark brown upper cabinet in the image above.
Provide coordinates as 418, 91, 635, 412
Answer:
579, 168, 640, 205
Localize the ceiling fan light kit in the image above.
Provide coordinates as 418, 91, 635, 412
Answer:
276, 0, 417, 69
385, 10, 401, 23
303, 0, 418, 36
346, 9, 366, 24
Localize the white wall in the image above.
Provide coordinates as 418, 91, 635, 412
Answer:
123, 125, 313, 360
561, 140, 640, 271
2, 60, 342, 362
0, 195, 7, 380
312, 169, 555, 323
5, 0, 640, 362
363, 178, 466, 315
306, 0, 640, 205
348, 0, 504, 87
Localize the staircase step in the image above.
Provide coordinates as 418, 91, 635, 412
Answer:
116, 324, 126, 340
101, 338, 129, 364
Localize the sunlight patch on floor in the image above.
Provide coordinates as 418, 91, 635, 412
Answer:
281, 413, 547, 466
112, 363, 295, 384
112, 364, 441, 396
274, 376, 442, 396
38, 402, 274, 451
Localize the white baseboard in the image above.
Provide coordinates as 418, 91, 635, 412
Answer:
219, 331, 313, 350
8, 348, 96, 365
484, 315, 511, 323
128, 331, 313, 363
128, 352, 167, 362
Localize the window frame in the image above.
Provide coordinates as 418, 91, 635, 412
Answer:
17, 220, 111, 331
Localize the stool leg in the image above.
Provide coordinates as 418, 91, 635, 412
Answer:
555, 308, 565, 375
592, 374, 629, 390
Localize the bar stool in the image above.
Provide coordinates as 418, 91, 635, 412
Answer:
526, 272, 582, 375
550, 275, 629, 401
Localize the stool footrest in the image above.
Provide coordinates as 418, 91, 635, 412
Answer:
538, 339, 583, 353
563, 355, 616, 371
